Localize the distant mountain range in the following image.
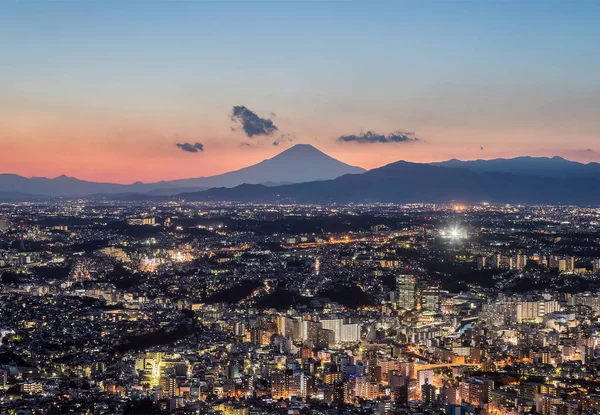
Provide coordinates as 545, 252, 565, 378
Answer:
2, 148, 600, 204
173, 160, 600, 205
0, 144, 365, 197
432, 156, 600, 179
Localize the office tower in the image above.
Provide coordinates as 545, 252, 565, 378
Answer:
420, 286, 442, 312
396, 274, 416, 310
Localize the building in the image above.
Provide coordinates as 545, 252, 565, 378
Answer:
492, 254, 502, 268
516, 300, 560, 323
271, 370, 313, 399
320, 318, 361, 343
420, 287, 442, 311
459, 377, 493, 406
22, 381, 43, 395
513, 254, 527, 269
477, 256, 486, 270
396, 274, 416, 310
213, 403, 250, 415
446, 404, 469, 415
422, 381, 436, 405
127, 217, 156, 226
536, 394, 564, 415
277, 315, 294, 338
271, 372, 288, 399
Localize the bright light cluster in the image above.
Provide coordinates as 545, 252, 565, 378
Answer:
440, 226, 467, 239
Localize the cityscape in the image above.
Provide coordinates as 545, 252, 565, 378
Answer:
1, 202, 600, 414
2, 0, 600, 414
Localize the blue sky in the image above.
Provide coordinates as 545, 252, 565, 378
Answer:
1, 0, 599, 182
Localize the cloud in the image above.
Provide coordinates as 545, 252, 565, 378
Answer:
176, 142, 204, 153
273, 133, 295, 146
337, 130, 420, 144
231, 105, 278, 137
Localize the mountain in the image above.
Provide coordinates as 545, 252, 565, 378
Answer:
154, 144, 365, 189
432, 156, 600, 179
6, 149, 600, 203
0, 174, 153, 197
175, 161, 600, 205
0, 144, 365, 197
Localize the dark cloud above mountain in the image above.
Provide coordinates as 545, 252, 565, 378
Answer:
176, 142, 204, 153
338, 131, 420, 144
231, 105, 278, 137
273, 133, 295, 146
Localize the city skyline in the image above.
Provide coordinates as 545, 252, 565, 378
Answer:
3, 2, 600, 414
2, 1, 600, 183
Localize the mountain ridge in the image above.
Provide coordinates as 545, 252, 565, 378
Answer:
2, 149, 600, 203
0, 144, 365, 196
432, 156, 600, 179
171, 159, 600, 205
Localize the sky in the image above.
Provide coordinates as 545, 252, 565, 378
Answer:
1, 0, 600, 183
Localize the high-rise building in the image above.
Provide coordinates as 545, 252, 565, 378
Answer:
492, 254, 502, 268
276, 315, 294, 338
555, 256, 575, 272
396, 274, 416, 310
567, 256, 575, 271
514, 254, 527, 269
320, 318, 361, 343
333, 380, 345, 404
422, 380, 436, 405
420, 287, 442, 311
271, 372, 288, 399
233, 322, 245, 337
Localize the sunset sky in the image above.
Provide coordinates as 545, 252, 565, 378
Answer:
2, 1, 600, 183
